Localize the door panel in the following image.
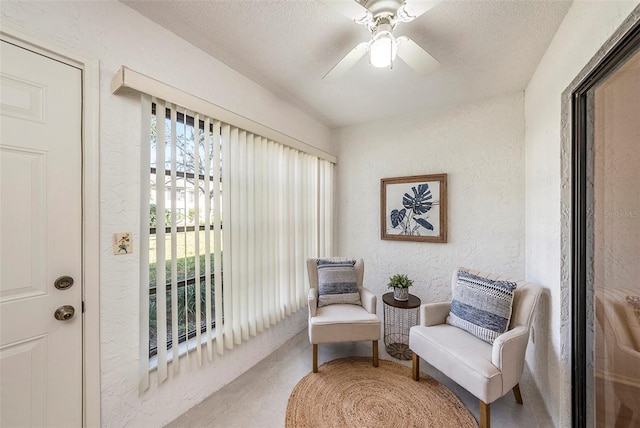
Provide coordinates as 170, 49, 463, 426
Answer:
0, 40, 83, 427
0, 147, 46, 301
0, 336, 47, 427
592, 49, 640, 427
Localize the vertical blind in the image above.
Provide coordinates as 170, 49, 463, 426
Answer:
139, 94, 334, 391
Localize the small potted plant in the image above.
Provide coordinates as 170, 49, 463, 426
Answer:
387, 274, 414, 301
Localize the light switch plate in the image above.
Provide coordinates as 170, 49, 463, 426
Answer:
113, 232, 133, 255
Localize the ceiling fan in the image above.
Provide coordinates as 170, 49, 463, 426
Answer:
321, 0, 441, 80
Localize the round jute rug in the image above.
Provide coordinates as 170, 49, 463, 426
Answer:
285, 357, 477, 428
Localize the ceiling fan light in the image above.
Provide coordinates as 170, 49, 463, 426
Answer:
369, 31, 397, 68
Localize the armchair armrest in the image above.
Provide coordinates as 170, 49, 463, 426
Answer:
360, 287, 377, 314
420, 302, 451, 326
308, 288, 318, 317
492, 326, 529, 391
615, 344, 640, 382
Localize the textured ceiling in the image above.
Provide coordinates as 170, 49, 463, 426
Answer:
122, 0, 572, 129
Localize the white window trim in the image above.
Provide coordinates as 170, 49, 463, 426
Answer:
148, 328, 218, 371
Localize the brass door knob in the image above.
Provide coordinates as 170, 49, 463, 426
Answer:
54, 305, 75, 321
54, 276, 74, 290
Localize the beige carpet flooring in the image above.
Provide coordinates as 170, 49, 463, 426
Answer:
166, 330, 552, 427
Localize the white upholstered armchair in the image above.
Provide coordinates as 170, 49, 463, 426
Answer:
409, 268, 542, 428
307, 258, 381, 373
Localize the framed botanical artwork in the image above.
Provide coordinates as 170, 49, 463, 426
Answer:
380, 174, 447, 243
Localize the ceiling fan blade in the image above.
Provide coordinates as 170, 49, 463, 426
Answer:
396, 37, 439, 77
397, 0, 440, 22
323, 42, 369, 80
319, 0, 371, 24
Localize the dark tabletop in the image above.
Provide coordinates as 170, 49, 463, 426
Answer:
382, 292, 421, 309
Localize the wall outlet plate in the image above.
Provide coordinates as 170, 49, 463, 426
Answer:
113, 232, 133, 255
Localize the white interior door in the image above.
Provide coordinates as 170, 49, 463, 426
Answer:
0, 40, 83, 427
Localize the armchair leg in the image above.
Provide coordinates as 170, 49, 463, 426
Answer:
313, 344, 318, 373
513, 383, 523, 404
479, 400, 490, 428
372, 340, 379, 367
412, 352, 420, 381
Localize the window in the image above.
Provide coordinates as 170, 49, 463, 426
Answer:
139, 94, 335, 386
148, 104, 218, 357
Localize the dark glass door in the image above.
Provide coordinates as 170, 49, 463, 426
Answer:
572, 21, 640, 428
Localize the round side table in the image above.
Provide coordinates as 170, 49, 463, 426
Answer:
382, 292, 421, 360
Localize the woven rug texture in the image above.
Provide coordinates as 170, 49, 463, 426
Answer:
285, 356, 478, 428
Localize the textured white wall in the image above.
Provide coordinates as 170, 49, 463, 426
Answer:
334, 92, 525, 310
524, 1, 639, 426
0, 1, 332, 426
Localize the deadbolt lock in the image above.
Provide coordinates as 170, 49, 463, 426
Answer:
54, 276, 74, 290
54, 305, 75, 321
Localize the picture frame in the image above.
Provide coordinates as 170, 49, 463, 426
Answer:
380, 174, 447, 243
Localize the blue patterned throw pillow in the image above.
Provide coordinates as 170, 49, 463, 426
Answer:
316, 259, 361, 307
446, 270, 517, 344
